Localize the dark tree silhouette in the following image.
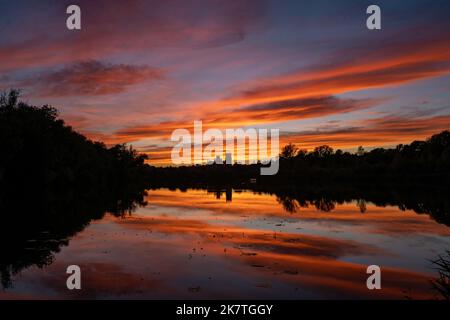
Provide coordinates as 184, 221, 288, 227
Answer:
148, 129, 450, 188
0, 90, 151, 287
313, 145, 334, 158
0, 89, 151, 197
280, 143, 298, 159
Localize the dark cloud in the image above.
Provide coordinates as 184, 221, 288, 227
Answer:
21, 61, 163, 96
239, 96, 374, 116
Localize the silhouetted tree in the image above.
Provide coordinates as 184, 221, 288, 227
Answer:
280, 143, 298, 159
357, 146, 365, 156
0, 89, 151, 197
313, 145, 334, 158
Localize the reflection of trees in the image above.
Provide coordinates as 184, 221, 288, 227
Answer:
267, 185, 450, 225
152, 183, 450, 226
276, 195, 300, 213
276, 196, 364, 214
431, 251, 450, 300
357, 199, 367, 213
0, 188, 146, 289
312, 198, 335, 212
206, 188, 233, 202
276, 194, 313, 213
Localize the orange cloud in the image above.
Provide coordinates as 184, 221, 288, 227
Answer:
281, 114, 450, 150
90, 113, 450, 165
224, 37, 450, 107
84, 95, 377, 144
77, 30, 450, 165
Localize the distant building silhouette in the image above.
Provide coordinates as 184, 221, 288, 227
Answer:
226, 153, 232, 165
214, 155, 223, 164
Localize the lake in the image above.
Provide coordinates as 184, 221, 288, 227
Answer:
1, 188, 449, 299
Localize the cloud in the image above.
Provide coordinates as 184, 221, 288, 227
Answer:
88, 95, 375, 145
83, 105, 450, 165
232, 58, 450, 107
212, 32, 450, 110
233, 96, 376, 121
2, 0, 449, 167
280, 114, 450, 150
21, 61, 163, 97
83, 97, 449, 165
0, 0, 267, 72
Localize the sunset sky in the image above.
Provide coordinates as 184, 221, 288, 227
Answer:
1, 0, 450, 165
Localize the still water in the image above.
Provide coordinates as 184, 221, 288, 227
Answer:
1, 188, 449, 299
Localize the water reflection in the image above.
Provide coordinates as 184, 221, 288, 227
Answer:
195, 186, 450, 226
0, 188, 147, 289
0, 187, 449, 299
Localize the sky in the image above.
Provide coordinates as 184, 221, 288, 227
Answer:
1, 0, 450, 165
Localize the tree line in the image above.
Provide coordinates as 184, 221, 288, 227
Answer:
3, 89, 448, 191
148, 130, 450, 187
0, 90, 151, 199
